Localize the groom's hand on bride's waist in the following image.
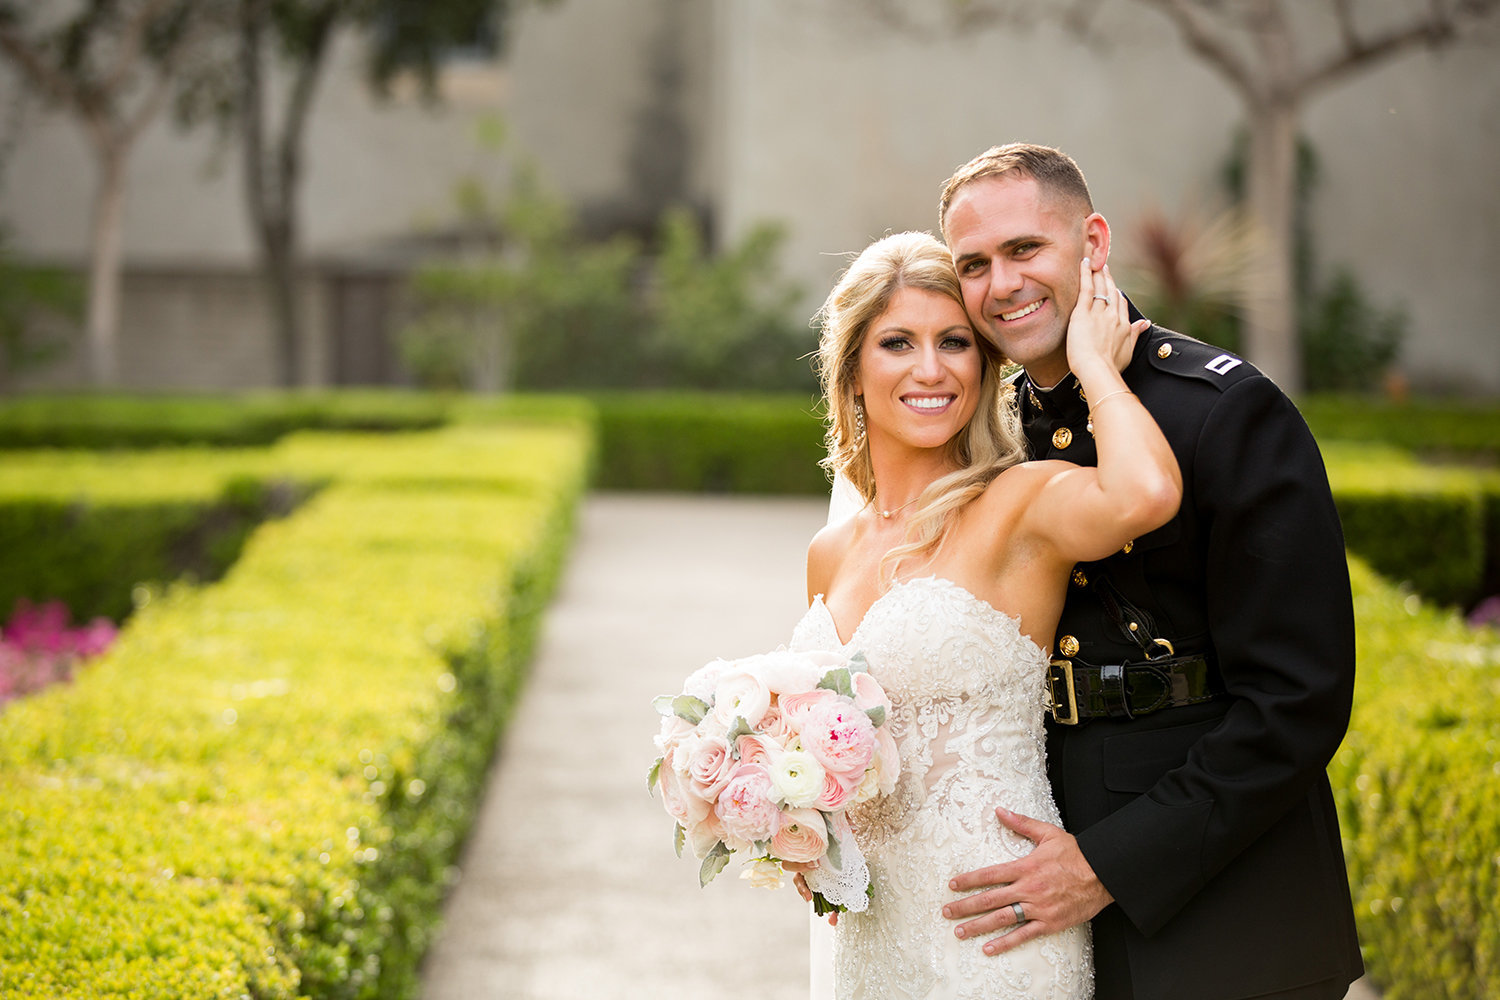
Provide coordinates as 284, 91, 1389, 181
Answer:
942, 807, 1112, 956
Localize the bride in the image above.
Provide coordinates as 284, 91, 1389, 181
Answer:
788, 231, 1180, 999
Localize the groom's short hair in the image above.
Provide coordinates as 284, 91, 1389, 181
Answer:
938, 143, 1094, 241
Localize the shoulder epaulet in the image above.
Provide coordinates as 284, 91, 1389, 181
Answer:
1144, 328, 1259, 391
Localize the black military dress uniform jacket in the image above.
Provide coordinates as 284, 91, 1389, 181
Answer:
1023, 318, 1364, 999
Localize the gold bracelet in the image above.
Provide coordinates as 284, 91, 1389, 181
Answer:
1087, 389, 1133, 419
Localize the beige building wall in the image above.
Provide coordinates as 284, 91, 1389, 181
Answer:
713, 0, 1500, 393
1, 0, 1495, 392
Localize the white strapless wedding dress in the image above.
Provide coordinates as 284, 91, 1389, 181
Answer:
790, 576, 1092, 1000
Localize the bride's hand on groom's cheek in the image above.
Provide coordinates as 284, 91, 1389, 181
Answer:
942, 807, 1113, 956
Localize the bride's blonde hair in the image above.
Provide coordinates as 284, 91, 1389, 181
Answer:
813, 231, 1026, 581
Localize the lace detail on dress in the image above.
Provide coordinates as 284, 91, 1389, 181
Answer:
791, 577, 1093, 1000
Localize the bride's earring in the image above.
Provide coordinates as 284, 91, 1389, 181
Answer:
853, 399, 866, 448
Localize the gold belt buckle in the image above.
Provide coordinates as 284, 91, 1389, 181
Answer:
1048, 658, 1079, 725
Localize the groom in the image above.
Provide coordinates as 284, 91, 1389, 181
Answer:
936, 143, 1363, 999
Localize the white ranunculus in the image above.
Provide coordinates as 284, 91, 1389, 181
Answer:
768, 749, 827, 809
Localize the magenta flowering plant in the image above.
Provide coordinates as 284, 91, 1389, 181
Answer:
649, 648, 897, 914
0, 599, 118, 706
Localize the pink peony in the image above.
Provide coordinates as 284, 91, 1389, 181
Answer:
715, 763, 779, 847
771, 806, 830, 864
777, 687, 842, 732
801, 700, 876, 782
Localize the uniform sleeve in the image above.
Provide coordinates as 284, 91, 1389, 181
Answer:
1074, 375, 1357, 935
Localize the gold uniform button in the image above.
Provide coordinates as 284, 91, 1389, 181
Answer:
1157, 343, 1173, 359
1052, 427, 1073, 450
1072, 568, 1088, 588
1058, 635, 1080, 658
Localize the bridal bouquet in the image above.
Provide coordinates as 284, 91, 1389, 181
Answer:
648, 648, 898, 914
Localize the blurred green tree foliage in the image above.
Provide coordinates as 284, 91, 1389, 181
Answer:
399, 122, 812, 392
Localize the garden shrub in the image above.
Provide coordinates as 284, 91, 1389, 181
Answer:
0, 391, 448, 449
0, 416, 591, 998
1301, 395, 1500, 464
1332, 558, 1500, 999
1323, 443, 1499, 608
590, 391, 828, 494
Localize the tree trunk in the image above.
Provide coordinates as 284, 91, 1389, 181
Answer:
86, 144, 128, 386
1241, 99, 1301, 392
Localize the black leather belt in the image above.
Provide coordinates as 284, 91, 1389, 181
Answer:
1047, 654, 1222, 725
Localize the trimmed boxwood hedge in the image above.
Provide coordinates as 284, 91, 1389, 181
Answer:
1301, 395, 1500, 463
1333, 559, 1500, 999
1323, 443, 1500, 608
588, 391, 828, 494
0, 418, 591, 998
0, 391, 449, 449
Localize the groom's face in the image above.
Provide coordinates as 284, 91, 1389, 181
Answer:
945, 174, 1102, 388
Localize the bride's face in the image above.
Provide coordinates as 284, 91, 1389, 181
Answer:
854, 286, 982, 457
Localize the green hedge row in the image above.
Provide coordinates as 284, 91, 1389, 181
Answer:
1323, 443, 1500, 608
0, 417, 592, 997
588, 391, 828, 494
1301, 395, 1500, 463
0, 391, 449, 448
1333, 559, 1500, 999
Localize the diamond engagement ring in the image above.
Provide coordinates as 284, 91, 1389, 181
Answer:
1011, 902, 1027, 924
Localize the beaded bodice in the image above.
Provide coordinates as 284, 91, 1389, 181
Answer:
791, 576, 1092, 999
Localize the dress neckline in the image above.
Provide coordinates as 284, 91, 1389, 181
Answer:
811, 575, 1044, 659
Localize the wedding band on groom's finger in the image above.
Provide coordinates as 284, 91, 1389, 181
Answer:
1010, 902, 1027, 925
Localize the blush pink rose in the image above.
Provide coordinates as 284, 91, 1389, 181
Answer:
771, 806, 829, 864
683, 733, 736, 801
801, 701, 876, 782
757, 703, 799, 746
656, 751, 711, 829
715, 763, 779, 847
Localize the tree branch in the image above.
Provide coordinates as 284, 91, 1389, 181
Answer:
1297, 0, 1500, 96
1135, 0, 1264, 103
0, 23, 78, 107
101, 0, 178, 97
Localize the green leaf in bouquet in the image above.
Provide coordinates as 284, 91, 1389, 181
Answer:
652, 694, 675, 715
674, 823, 686, 859
699, 841, 731, 886
847, 651, 870, 673
864, 705, 886, 728
822, 812, 843, 871
725, 715, 753, 747
671, 694, 711, 725
647, 755, 663, 793
817, 667, 854, 699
